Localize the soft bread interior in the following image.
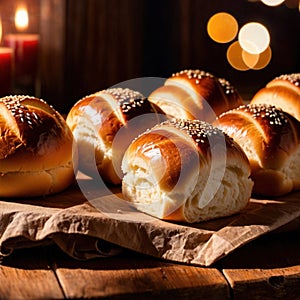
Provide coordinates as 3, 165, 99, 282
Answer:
183, 163, 253, 223
122, 123, 253, 223
122, 154, 252, 223
122, 125, 202, 219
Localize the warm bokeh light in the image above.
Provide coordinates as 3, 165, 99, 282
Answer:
251, 46, 272, 70
242, 50, 260, 69
238, 22, 270, 54
207, 12, 238, 43
15, 6, 29, 31
227, 41, 250, 71
227, 41, 272, 71
261, 0, 285, 6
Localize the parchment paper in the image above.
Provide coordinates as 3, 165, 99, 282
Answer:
0, 176, 299, 266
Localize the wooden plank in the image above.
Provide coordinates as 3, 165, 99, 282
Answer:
53, 251, 230, 299
217, 231, 300, 269
218, 231, 300, 299
223, 266, 300, 300
0, 246, 64, 299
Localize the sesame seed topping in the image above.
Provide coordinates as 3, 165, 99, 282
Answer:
105, 88, 143, 104
218, 103, 289, 126
274, 73, 300, 86
172, 69, 215, 81
103, 88, 146, 114
0, 95, 48, 128
161, 118, 227, 148
218, 77, 236, 95
171, 69, 237, 95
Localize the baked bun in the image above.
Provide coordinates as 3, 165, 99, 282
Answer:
121, 119, 253, 223
148, 69, 243, 122
0, 95, 75, 198
251, 73, 300, 121
214, 104, 300, 197
66, 88, 165, 184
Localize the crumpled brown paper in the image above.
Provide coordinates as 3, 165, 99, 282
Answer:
0, 176, 299, 266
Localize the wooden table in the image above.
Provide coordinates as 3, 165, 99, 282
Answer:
0, 230, 299, 299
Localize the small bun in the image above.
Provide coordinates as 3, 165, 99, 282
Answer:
0, 95, 75, 198
121, 119, 253, 223
66, 88, 165, 184
148, 69, 243, 122
251, 73, 300, 121
215, 103, 300, 197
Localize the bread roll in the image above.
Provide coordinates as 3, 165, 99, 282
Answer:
121, 119, 253, 223
66, 88, 165, 184
0, 95, 75, 198
214, 104, 300, 197
251, 73, 300, 121
148, 69, 243, 122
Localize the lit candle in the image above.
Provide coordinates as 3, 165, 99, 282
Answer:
4, 5, 39, 95
0, 16, 13, 97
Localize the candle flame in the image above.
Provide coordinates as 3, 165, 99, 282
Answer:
15, 5, 29, 32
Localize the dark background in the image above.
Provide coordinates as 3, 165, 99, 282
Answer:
0, 0, 299, 113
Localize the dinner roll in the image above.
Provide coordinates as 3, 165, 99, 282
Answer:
215, 104, 300, 197
0, 95, 75, 198
148, 69, 243, 122
121, 119, 253, 223
66, 88, 165, 185
251, 73, 300, 121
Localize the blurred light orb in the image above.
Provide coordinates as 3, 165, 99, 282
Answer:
242, 50, 260, 69
207, 12, 238, 43
227, 41, 272, 71
238, 22, 270, 54
261, 0, 285, 6
227, 41, 250, 71
251, 46, 272, 70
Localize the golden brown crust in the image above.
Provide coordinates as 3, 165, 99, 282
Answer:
149, 69, 243, 121
215, 103, 300, 196
0, 165, 74, 198
66, 88, 165, 184
267, 73, 300, 92
124, 119, 249, 191
0, 95, 75, 197
124, 128, 200, 192
122, 119, 253, 223
251, 73, 300, 121
169, 70, 243, 115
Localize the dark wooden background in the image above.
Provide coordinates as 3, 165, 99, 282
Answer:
0, 0, 299, 113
